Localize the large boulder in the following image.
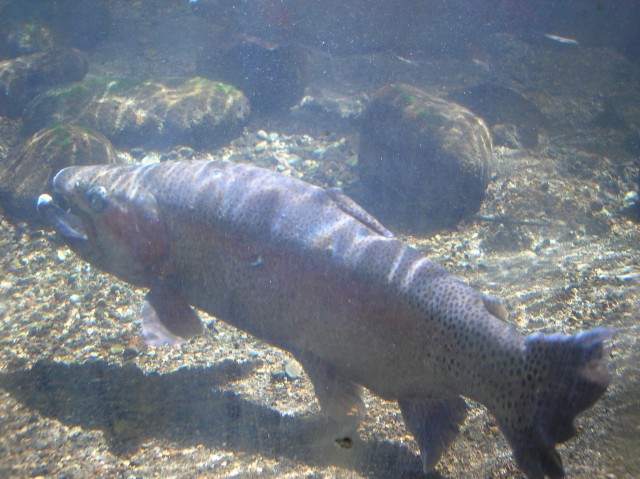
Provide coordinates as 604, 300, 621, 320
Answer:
0, 125, 118, 222
0, 49, 88, 118
447, 84, 549, 149
197, 36, 307, 114
23, 77, 250, 149
0, 0, 111, 58
357, 84, 493, 234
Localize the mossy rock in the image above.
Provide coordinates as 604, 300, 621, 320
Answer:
0, 125, 118, 222
23, 77, 250, 149
356, 84, 493, 234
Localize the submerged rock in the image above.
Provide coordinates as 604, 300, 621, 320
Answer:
357, 84, 493, 234
0, 125, 117, 222
0, 0, 110, 58
0, 49, 88, 118
23, 77, 250, 149
197, 36, 307, 114
447, 84, 549, 149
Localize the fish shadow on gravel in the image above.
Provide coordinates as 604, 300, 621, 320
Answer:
1, 360, 435, 479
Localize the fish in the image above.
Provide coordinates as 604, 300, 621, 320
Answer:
37, 160, 612, 479
543, 33, 580, 46
395, 55, 421, 68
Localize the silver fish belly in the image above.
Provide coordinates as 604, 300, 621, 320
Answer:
38, 160, 612, 479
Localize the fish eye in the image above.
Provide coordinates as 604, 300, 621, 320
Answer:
85, 186, 108, 213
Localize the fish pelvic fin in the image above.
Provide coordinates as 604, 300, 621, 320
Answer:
498, 327, 613, 479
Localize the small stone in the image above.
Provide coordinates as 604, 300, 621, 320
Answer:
57, 250, 68, 261
130, 148, 146, 158
623, 191, 637, 207
256, 130, 269, 140
284, 359, 303, 379
160, 151, 178, 162
141, 153, 160, 165
110, 345, 125, 355
178, 146, 195, 157
254, 141, 268, 153
69, 294, 85, 303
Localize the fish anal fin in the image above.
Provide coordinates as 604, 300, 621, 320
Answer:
325, 187, 394, 238
398, 396, 469, 473
140, 282, 203, 347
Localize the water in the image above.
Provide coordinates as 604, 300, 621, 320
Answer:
0, 1, 638, 478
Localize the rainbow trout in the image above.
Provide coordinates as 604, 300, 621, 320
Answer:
37, 160, 612, 479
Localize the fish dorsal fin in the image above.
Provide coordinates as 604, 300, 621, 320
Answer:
325, 187, 394, 238
482, 293, 510, 322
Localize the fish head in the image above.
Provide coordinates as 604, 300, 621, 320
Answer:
38, 165, 169, 286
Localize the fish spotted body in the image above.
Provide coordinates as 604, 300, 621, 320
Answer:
38, 160, 612, 479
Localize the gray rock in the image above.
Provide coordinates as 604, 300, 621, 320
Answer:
197, 37, 307, 114
0, 0, 110, 57
447, 84, 549, 149
356, 84, 493, 234
0, 49, 88, 118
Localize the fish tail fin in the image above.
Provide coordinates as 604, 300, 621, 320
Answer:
498, 327, 613, 479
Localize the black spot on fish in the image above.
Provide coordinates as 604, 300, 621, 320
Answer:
335, 436, 353, 449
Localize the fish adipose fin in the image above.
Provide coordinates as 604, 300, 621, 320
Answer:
499, 327, 613, 479
398, 396, 469, 473
140, 281, 204, 346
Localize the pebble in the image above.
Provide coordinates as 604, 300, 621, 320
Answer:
56, 249, 68, 261
177, 146, 195, 157
284, 359, 303, 379
623, 191, 637, 208
160, 151, 178, 161
130, 148, 146, 159
110, 345, 125, 355
256, 130, 269, 140
69, 294, 85, 303
141, 153, 160, 165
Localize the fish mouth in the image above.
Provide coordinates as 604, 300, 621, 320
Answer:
37, 192, 88, 242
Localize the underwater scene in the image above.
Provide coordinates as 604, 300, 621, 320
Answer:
0, 1, 638, 478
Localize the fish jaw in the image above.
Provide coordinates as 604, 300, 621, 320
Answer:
39, 165, 171, 287
37, 166, 100, 265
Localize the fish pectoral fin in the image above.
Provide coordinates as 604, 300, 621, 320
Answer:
398, 396, 469, 473
140, 284, 203, 347
325, 187, 394, 238
296, 351, 364, 424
